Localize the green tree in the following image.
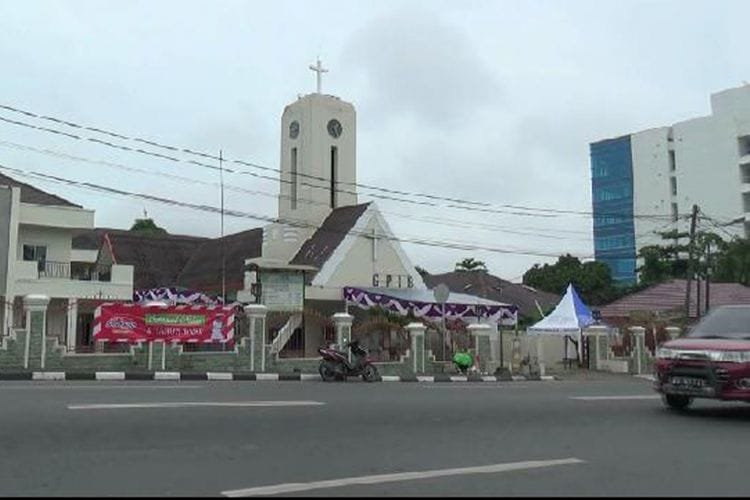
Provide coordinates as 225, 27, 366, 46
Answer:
454, 257, 488, 272
713, 237, 750, 285
636, 230, 724, 286
522, 254, 618, 305
129, 218, 168, 235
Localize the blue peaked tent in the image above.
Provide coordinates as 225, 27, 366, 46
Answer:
528, 283, 594, 333
528, 283, 595, 361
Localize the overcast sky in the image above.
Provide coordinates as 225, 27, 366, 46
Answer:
0, 0, 747, 281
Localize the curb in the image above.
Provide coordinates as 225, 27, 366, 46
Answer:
0, 371, 561, 382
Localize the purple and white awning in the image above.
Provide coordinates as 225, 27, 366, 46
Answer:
343, 286, 518, 326
134, 287, 223, 306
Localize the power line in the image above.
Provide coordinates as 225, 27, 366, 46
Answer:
0, 103, 676, 221
0, 137, 593, 241
0, 161, 592, 260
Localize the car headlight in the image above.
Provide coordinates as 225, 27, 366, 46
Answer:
708, 351, 750, 363
656, 348, 678, 359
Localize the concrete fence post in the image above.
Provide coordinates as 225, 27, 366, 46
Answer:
23, 294, 50, 370
629, 326, 647, 375
665, 326, 681, 341
468, 323, 492, 374
333, 312, 354, 363
535, 334, 546, 377
245, 304, 268, 372
584, 325, 609, 371
406, 322, 426, 374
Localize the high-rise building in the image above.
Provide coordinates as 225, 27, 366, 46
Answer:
590, 85, 750, 284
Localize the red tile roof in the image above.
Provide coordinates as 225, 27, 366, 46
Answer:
600, 279, 750, 319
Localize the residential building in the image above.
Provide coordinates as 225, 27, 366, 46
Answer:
590, 85, 750, 284
0, 175, 134, 351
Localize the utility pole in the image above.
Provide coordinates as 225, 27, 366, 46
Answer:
684, 204, 699, 318
220, 149, 226, 304
705, 241, 712, 314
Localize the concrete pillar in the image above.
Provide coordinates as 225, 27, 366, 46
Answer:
5, 295, 14, 337
245, 304, 268, 372
535, 334, 546, 377
629, 326, 647, 375
584, 325, 609, 371
468, 323, 492, 373
332, 312, 353, 349
66, 298, 78, 352
665, 326, 681, 341
23, 294, 50, 370
511, 335, 522, 374
406, 322, 426, 374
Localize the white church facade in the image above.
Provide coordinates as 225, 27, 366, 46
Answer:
237, 60, 427, 356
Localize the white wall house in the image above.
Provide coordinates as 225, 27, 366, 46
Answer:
591, 84, 750, 284
0, 179, 134, 351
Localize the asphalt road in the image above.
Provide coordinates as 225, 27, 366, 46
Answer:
1, 374, 749, 497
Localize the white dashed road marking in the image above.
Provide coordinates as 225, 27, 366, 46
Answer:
221, 458, 585, 497
570, 395, 661, 401
68, 401, 326, 410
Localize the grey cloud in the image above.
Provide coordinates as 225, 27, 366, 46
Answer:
341, 6, 502, 129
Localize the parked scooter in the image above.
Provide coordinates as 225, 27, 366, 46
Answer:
318, 339, 379, 382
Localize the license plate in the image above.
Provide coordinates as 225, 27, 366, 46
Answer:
669, 376, 706, 388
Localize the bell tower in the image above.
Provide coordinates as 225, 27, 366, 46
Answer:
262, 59, 358, 264
278, 58, 358, 228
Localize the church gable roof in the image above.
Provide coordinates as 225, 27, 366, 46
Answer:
0, 172, 81, 208
289, 203, 371, 272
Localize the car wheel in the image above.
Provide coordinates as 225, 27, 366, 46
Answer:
662, 394, 693, 410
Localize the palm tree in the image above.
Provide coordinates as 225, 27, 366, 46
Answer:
455, 258, 488, 272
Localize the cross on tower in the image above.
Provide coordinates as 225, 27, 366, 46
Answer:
309, 57, 328, 94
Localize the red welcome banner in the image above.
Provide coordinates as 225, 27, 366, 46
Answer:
93, 303, 235, 344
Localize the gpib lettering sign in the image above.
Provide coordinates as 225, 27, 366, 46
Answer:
93, 303, 235, 343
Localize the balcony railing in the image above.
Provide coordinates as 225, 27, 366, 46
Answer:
37, 260, 112, 282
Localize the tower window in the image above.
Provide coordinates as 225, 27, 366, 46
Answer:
668, 150, 676, 171
670, 177, 677, 196
291, 147, 298, 210
671, 202, 679, 222
330, 146, 338, 209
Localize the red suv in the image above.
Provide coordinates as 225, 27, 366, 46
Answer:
654, 305, 750, 410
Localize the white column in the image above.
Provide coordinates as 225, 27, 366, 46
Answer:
536, 334, 545, 377
584, 325, 608, 371
5, 296, 14, 337
23, 294, 50, 370
406, 322, 426, 373
333, 312, 353, 348
629, 326, 646, 375
66, 298, 78, 352
245, 304, 269, 372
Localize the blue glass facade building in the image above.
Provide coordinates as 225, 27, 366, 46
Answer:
590, 136, 637, 284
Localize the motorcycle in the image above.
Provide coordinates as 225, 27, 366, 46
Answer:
318, 339, 379, 382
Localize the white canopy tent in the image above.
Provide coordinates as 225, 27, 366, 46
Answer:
527, 284, 595, 372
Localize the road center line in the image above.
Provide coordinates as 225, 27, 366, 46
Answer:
570, 395, 661, 401
221, 458, 585, 497
68, 401, 325, 410
0, 385, 203, 390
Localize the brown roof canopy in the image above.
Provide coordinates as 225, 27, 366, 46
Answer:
0, 172, 80, 208
600, 279, 750, 319
177, 228, 263, 293
421, 270, 560, 319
